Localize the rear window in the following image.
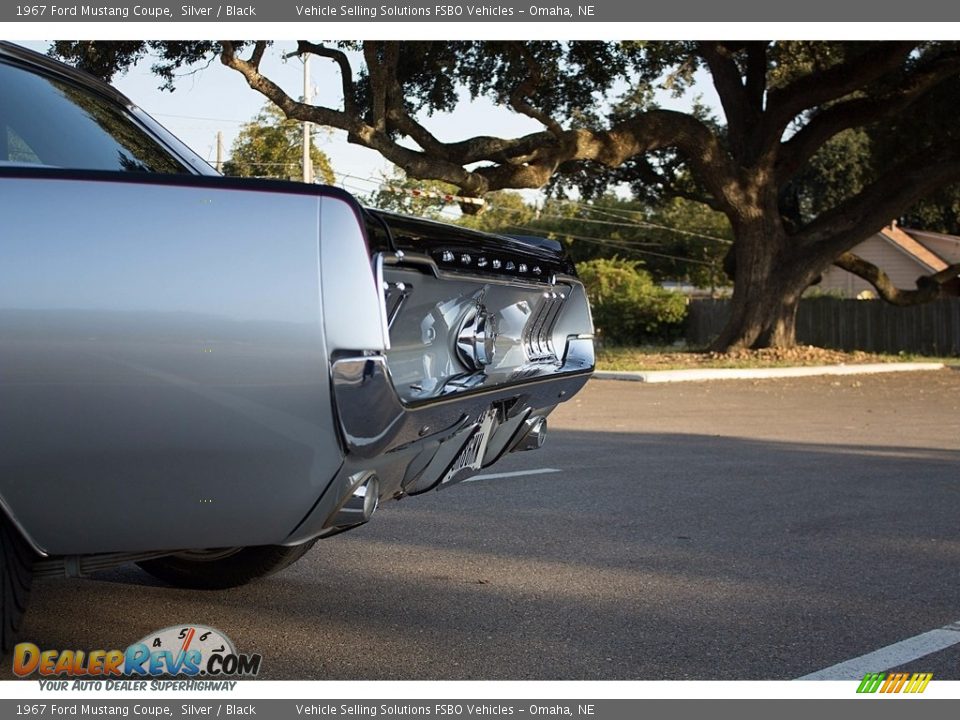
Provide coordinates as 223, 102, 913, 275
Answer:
0, 60, 186, 174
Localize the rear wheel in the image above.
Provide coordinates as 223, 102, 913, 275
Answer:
0, 515, 34, 653
136, 541, 317, 590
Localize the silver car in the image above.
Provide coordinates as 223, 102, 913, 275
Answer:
0, 42, 594, 650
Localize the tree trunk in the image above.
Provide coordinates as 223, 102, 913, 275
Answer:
711, 287, 802, 351
709, 221, 819, 351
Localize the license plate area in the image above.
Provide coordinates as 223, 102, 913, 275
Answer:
439, 407, 497, 486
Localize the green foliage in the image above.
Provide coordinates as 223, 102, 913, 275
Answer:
576, 258, 688, 345
871, 74, 960, 234
222, 104, 334, 184
365, 172, 728, 291
49, 41, 238, 92
378, 41, 649, 129
465, 194, 730, 289
49, 41, 960, 240
781, 129, 874, 229
46, 40, 960, 347
458, 190, 536, 233
361, 169, 460, 220
900, 187, 960, 235
781, 110, 960, 235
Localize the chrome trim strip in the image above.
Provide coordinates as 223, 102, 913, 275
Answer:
331, 355, 592, 459
372, 253, 392, 350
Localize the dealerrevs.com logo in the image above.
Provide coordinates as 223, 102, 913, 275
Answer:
13, 625, 262, 679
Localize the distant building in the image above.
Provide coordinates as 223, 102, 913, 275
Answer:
816, 223, 960, 299
659, 280, 730, 298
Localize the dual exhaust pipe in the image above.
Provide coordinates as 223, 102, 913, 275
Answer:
325, 416, 546, 533
326, 471, 380, 532
513, 416, 547, 452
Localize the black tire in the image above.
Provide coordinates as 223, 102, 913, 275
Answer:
0, 515, 34, 654
136, 541, 317, 590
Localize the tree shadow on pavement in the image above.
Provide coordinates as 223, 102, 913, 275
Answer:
9, 430, 960, 681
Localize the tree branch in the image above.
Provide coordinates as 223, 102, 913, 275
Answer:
573, 112, 737, 200
631, 156, 726, 211
249, 41, 266, 68
763, 42, 916, 147
295, 41, 356, 115
219, 44, 738, 202
697, 42, 770, 163
363, 42, 388, 131
833, 252, 960, 305
776, 49, 960, 184
378, 48, 452, 160
744, 42, 768, 112
471, 109, 740, 203
220, 41, 356, 130
445, 132, 557, 164
698, 42, 748, 146
794, 145, 960, 254
507, 42, 565, 137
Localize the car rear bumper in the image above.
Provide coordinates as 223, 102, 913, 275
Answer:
283, 339, 593, 544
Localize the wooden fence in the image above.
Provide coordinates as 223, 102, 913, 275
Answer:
686, 297, 960, 356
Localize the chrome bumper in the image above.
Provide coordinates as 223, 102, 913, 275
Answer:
283, 339, 593, 544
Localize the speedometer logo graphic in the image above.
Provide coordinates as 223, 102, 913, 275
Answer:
136, 624, 236, 661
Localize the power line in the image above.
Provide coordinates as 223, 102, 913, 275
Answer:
336, 177, 722, 269
504, 224, 718, 267
480, 205, 731, 245
493, 206, 712, 243
358, 177, 732, 245
151, 112, 248, 124
152, 109, 730, 244
525, 197, 732, 244
571, 202, 733, 244
218, 166, 726, 253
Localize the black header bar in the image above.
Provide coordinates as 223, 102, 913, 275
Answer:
4, 0, 960, 22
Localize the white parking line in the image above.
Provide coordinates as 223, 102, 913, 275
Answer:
797, 620, 960, 680
462, 468, 561, 483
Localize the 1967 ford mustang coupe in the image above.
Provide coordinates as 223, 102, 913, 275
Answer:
0, 42, 594, 649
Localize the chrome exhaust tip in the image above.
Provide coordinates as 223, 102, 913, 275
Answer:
513, 417, 547, 452
326, 471, 380, 530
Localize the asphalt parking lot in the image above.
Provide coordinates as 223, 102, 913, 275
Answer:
6, 369, 960, 680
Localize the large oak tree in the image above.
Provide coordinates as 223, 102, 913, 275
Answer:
52, 40, 960, 349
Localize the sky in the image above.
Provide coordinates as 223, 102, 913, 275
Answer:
15, 40, 556, 204
16, 39, 720, 209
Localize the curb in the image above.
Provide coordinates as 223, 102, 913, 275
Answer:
593, 362, 947, 384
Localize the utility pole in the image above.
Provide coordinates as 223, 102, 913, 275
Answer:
302, 55, 313, 184
283, 47, 315, 184
215, 130, 223, 173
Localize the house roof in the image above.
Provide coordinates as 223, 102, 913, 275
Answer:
879, 225, 949, 272
904, 228, 960, 248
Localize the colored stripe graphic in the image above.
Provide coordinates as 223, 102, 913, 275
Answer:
906, 673, 933, 693
857, 672, 932, 694
857, 673, 885, 693
881, 673, 906, 693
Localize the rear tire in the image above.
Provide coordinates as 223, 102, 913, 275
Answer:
136, 541, 317, 590
0, 515, 34, 654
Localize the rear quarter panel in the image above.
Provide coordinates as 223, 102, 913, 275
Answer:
0, 172, 350, 554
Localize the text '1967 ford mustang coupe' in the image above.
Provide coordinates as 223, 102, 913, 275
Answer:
0, 42, 594, 650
